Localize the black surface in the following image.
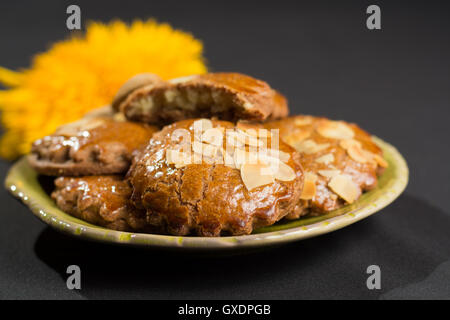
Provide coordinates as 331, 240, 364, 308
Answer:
0, 0, 449, 299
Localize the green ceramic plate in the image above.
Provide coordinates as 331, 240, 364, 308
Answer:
5, 136, 408, 250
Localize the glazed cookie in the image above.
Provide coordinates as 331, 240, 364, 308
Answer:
118, 73, 289, 125
52, 175, 148, 231
29, 116, 158, 176
127, 118, 304, 236
265, 115, 388, 217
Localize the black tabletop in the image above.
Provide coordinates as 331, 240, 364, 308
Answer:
0, 0, 449, 300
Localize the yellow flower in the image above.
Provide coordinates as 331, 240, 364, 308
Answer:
0, 19, 207, 160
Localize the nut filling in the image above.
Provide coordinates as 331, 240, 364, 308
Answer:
119, 73, 289, 124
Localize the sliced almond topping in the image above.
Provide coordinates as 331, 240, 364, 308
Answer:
192, 140, 203, 154
294, 117, 313, 126
339, 139, 361, 150
266, 148, 291, 162
257, 129, 272, 138
317, 120, 355, 140
300, 172, 318, 200
328, 174, 361, 204
241, 163, 275, 191
318, 169, 341, 179
201, 128, 223, 146
293, 139, 330, 154
166, 149, 192, 166
284, 130, 311, 146
221, 148, 236, 168
234, 130, 263, 147
193, 119, 213, 134
233, 148, 252, 169
55, 118, 105, 136
168, 75, 196, 84
225, 131, 245, 149
347, 145, 369, 163
315, 153, 335, 164
271, 160, 297, 181
202, 144, 218, 158
192, 141, 218, 159
373, 153, 389, 168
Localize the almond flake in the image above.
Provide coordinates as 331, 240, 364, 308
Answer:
233, 148, 258, 169
315, 153, 335, 164
192, 141, 203, 154
294, 117, 313, 126
201, 128, 223, 146
317, 121, 355, 140
169, 75, 195, 84
266, 149, 291, 162
373, 154, 388, 168
339, 139, 361, 150
328, 174, 361, 204
193, 119, 213, 134
241, 163, 275, 191
225, 131, 245, 149
235, 130, 263, 147
166, 149, 192, 166
318, 169, 341, 179
300, 172, 318, 200
192, 141, 218, 158
202, 144, 218, 158
347, 145, 369, 163
236, 122, 270, 137
272, 160, 297, 181
55, 118, 105, 136
284, 130, 311, 146
221, 148, 236, 168
293, 139, 330, 154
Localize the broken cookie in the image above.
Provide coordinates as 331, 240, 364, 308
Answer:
118, 72, 288, 125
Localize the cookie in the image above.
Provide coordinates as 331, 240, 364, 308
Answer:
29, 116, 158, 176
127, 118, 304, 236
112, 73, 163, 111
264, 115, 388, 217
118, 72, 288, 125
51, 175, 148, 231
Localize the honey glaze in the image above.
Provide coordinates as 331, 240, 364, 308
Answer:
68, 175, 130, 213
200, 73, 269, 94
56, 118, 157, 153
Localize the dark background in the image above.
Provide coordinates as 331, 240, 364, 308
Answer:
0, 0, 449, 299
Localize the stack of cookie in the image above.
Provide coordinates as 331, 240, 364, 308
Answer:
28, 73, 387, 236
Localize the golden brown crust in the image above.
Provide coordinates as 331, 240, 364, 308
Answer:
119, 73, 288, 125
29, 117, 158, 176
264, 115, 387, 217
51, 175, 150, 231
127, 119, 304, 236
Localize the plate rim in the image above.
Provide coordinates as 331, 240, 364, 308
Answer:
4, 136, 409, 250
